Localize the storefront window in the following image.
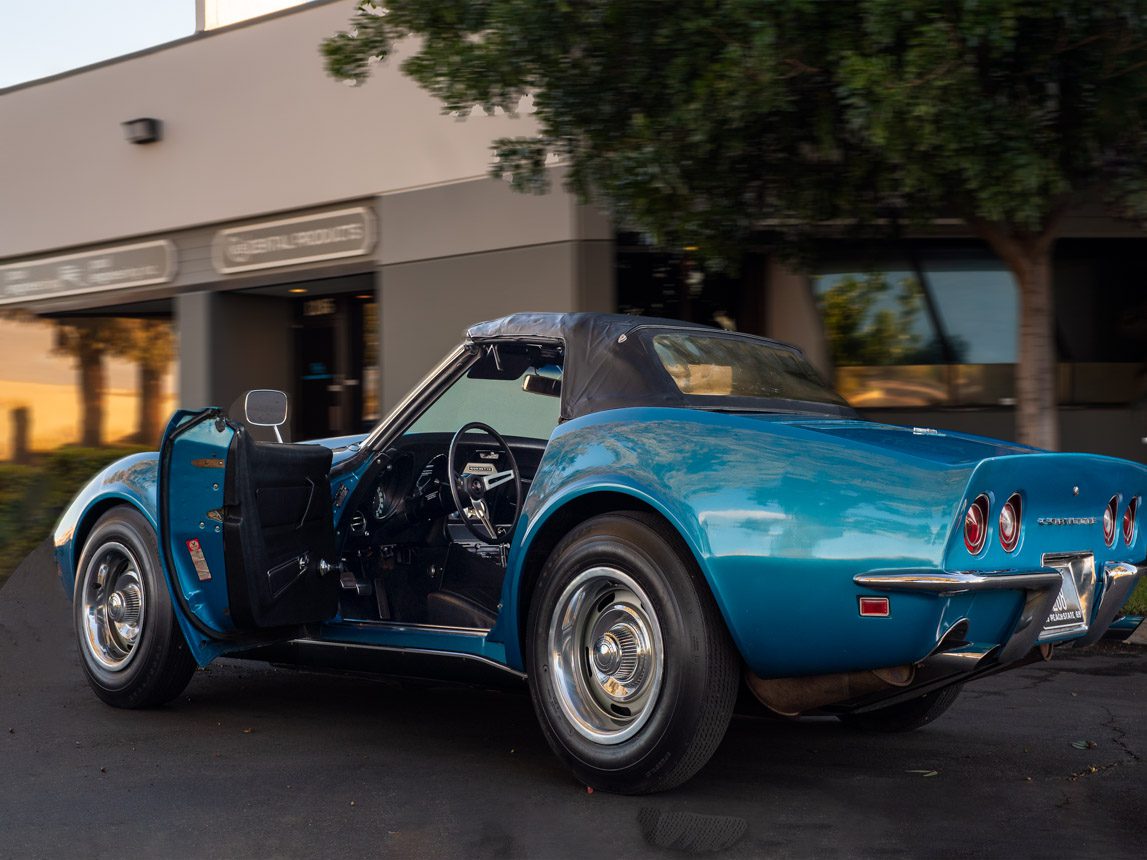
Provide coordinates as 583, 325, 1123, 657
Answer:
813, 241, 1147, 409
812, 247, 1020, 408
927, 261, 1017, 365
616, 233, 759, 334
813, 271, 937, 366
0, 313, 178, 461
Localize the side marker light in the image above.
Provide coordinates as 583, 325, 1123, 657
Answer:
859, 596, 890, 617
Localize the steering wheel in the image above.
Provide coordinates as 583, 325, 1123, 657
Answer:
447, 422, 523, 544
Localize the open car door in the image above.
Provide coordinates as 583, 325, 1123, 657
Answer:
157, 408, 340, 655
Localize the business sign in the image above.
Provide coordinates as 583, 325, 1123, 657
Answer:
0, 240, 176, 306
212, 207, 376, 275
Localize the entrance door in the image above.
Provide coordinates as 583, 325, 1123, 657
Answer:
294, 293, 375, 439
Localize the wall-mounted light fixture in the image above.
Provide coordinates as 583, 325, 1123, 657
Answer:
122, 117, 163, 144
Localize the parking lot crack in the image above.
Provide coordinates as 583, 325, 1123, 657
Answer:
1101, 705, 1141, 764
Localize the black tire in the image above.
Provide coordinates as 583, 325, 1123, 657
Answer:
837, 684, 963, 733
73, 506, 197, 708
526, 511, 739, 794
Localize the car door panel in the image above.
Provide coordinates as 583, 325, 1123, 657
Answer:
159, 409, 339, 642
223, 426, 339, 629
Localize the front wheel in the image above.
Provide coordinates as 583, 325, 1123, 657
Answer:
526, 512, 739, 794
74, 507, 197, 708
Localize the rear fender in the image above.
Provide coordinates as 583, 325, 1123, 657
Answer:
493, 474, 715, 673
493, 409, 978, 678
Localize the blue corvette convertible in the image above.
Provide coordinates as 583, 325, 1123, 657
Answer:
53, 312, 1144, 793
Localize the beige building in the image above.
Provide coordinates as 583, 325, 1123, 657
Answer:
0, 0, 611, 448
2, 0, 1146, 461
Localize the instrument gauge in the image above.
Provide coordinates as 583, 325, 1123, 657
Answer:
373, 483, 394, 520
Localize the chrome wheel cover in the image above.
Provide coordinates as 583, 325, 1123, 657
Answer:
547, 566, 664, 745
79, 541, 147, 672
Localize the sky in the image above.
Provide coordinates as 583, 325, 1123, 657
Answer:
0, 0, 311, 89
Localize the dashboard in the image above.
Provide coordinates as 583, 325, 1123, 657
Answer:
335, 432, 548, 625
344, 433, 547, 546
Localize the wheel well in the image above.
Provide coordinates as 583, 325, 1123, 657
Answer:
515, 491, 687, 653
72, 499, 136, 571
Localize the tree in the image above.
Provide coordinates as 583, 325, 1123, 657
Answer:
53, 319, 131, 448
324, 1, 1147, 449
116, 319, 176, 446
43, 317, 174, 450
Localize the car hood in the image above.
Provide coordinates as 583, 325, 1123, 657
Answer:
774, 417, 1037, 467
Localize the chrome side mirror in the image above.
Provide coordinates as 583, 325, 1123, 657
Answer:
244, 389, 288, 442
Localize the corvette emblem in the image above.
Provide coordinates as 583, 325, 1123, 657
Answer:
1037, 516, 1096, 526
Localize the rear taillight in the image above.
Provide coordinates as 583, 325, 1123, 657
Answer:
1104, 496, 1119, 546
1123, 497, 1138, 545
964, 494, 989, 555
999, 493, 1021, 552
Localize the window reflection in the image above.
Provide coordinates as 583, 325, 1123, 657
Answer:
813, 242, 1146, 409
814, 272, 938, 366
814, 247, 1016, 407
0, 314, 177, 460
814, 250, 1016, 369
926, 256, 1016, 364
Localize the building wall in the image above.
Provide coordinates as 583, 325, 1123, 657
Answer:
374, 176, 613, 410
765, 258, 831, 377
755, 253, 1147, 462
0, 0, 536, 259
177, 290, 294, 413
380, 241, 613, 409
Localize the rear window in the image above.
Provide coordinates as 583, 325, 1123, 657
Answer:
650, 333, 847, 407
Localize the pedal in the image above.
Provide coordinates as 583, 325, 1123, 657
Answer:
339, 567, 373, 596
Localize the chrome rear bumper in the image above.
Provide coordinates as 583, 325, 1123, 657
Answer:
855, 561, 1144, 663
1078, 562, 1141, 646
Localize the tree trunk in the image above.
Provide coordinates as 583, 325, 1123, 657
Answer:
138, 363, 163, 446
1012, 248, 1059, 450
972, 221, 1059, 450
78, 334, 106, 448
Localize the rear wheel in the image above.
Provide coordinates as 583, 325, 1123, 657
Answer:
74, 507, 196, 708
837, 684, 963, 732
526, 512, 739, 794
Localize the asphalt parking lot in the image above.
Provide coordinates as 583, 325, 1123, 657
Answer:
2, 541, 1145, 859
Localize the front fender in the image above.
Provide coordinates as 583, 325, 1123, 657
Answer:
52, 447, 233, 666
53, 452, 160, 600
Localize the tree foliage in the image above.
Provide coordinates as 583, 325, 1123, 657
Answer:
325, 1, 1147, 248
324, 1, 1147, 447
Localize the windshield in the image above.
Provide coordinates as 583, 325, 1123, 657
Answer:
405, 354, 562, 441
650, 332, 847, 407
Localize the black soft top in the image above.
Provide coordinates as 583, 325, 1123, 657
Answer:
465, 312, 848, 422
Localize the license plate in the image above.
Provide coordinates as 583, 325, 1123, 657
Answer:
1041, 568, 1087, 635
